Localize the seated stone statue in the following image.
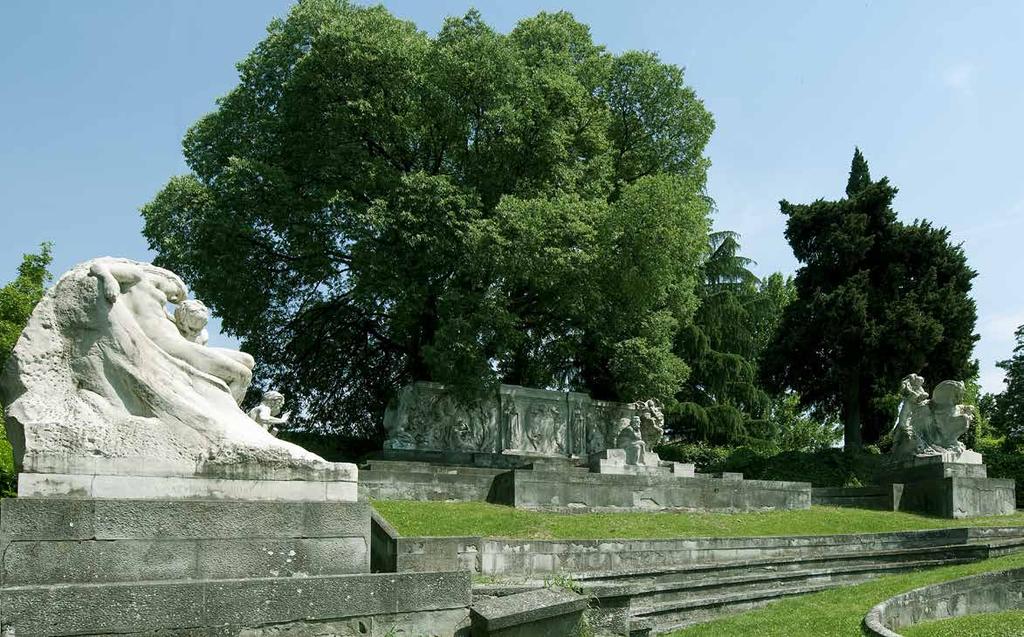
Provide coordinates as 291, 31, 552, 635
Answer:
248, 390, 290, 437
1, 257, 341, 481
615, 415, 649, 465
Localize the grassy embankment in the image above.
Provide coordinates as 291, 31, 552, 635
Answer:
372, 500, 1024, 539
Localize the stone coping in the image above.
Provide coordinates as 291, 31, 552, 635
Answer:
1, 498, 371, 540
22, 453, 358, 482
471, 587, 588, 631
18, 472, 358, 502
863, 567, 1024, 636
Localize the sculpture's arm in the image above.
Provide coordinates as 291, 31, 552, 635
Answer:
89, 261, 142, 303
261, 413, 290, 425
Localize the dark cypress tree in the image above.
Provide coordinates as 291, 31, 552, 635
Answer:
846, 147, 872, 197
761, 149, 978, 449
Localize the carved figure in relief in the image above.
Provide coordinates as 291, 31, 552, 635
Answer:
502, 399, 522, 451
569, 401, 587, 457
383, 386, 418, 449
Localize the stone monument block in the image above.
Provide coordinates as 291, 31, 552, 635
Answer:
383, 381, 667, 467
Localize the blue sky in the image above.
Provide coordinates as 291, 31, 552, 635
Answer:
2, 0, 1022, 393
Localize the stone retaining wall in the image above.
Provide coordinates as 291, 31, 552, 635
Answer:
500, 469, 811, 512
374, 523, 1016, 576
812, 485, 902, 510
0, 498, 473, 636
863, 567, 1024, 636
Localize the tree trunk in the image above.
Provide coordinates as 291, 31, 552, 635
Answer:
842, 380, 863, 450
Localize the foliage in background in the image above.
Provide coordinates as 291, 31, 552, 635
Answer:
670, 231, 810, 445
141, 1, 714, 436
0, 243, 54, 496
761, 148, 979, 449
986, 324, 1024, 448
656, 443, 877, 488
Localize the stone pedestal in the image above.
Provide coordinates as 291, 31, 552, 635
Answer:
0, 498, 472, 636
588, 449, 695, 478
881, 456, 1016, 519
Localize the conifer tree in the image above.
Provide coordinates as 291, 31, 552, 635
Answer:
762, 150, 978, 448
989, 325, 1024, 445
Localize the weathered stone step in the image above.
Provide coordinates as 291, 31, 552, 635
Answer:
628, 557, 975, 606
987, 536, 1024, 557
631, 559, 978, 635
637, 580, 846, 634
570, 541, 988, 585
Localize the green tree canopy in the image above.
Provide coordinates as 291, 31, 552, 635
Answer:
0, 243, 53, 492
672, 231, 797, 444
987, 324, 1024, 446
0, 244, 53, 371
761, 149, 978, 449
142, 1, 714, 435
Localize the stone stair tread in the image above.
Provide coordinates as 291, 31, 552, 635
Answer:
569, 542, 985, 582
633, 580, 845, 618
625, 557, 974, 600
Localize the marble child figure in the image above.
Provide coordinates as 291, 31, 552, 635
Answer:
248, 390, 291, 437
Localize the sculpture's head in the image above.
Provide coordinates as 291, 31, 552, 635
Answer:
901, 373, 925, 392
262, 390, 285, 413
931, 380, 965, 407
138, 262, 188, 303
174, 299, 210, 335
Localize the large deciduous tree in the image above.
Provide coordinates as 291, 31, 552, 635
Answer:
141, 2, 714, 436
761, 149, 978, 449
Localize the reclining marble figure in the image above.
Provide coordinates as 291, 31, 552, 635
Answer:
0, 257, 355, 498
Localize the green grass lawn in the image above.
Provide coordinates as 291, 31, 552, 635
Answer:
371, 500, 1024, 539
901, 610, 1024, 637
668, 552, 1024, 637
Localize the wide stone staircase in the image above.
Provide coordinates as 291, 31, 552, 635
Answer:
472, 530, 1024, 636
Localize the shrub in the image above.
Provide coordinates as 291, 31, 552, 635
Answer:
655, 441, 883, 487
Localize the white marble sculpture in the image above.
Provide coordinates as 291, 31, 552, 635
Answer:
248, 390, 290, 437
891, 374, 978, 463
615, 415, 649, 465
0, 257, 355, 496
